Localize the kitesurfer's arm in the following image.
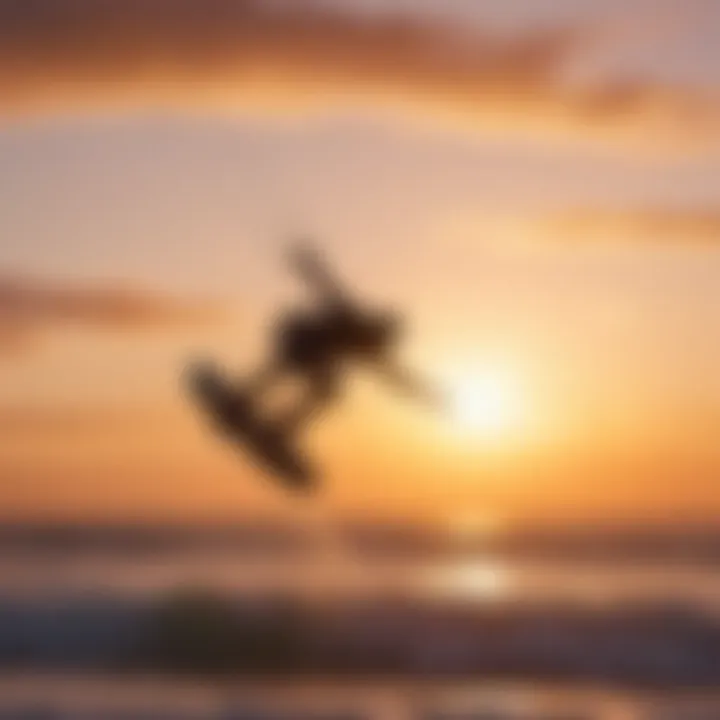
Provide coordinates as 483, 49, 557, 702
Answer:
372, 358, 446, 411
288, 242, 353, 309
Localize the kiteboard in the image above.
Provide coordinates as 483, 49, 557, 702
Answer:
183, 360, 317, 493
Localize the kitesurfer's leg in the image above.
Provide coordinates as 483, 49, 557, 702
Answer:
276, 366, 339, 435
242, 361, 284, 401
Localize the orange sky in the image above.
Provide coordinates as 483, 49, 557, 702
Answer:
1, 0, 720, 526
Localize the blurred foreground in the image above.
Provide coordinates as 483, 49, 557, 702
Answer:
0, 675, 718, 720
0, 521, 718, 720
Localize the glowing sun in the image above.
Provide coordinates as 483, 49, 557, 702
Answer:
447, 367, 523, 437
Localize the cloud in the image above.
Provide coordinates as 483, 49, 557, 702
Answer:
542, 207, 720, 243
0, 0, 718, 147
0, 405, 156, 437
0, 274, 225, 356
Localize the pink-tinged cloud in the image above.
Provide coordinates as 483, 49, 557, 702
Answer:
0, 0, 718, 147
0, 274, 225, 356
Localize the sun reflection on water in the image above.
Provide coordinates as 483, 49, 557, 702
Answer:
422, 559, 513, 600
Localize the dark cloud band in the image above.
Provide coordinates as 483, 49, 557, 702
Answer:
0, 0, 717, 146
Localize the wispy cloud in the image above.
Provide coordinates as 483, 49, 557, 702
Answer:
0, 274, 225, 356
0, 405, 160, 437
542, 207, 720, 243
0, 0, 718, 147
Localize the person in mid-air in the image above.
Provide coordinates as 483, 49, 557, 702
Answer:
239, 243, 444, 436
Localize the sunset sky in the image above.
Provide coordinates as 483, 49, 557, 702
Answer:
1, 0, 719, 526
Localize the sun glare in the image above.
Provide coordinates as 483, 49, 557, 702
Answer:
424, 561, 511, 600
448, 367, 523, 438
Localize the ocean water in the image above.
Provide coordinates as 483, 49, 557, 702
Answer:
0, 550, 717, 611
0, 534, 717, 720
